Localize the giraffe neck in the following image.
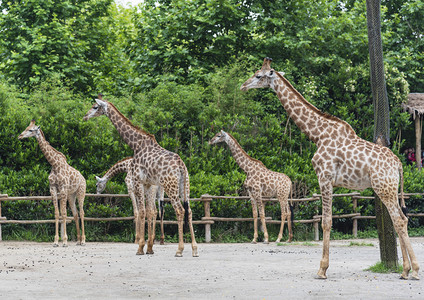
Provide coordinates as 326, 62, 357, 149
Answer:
102, 157, 132, 181
106, 102, 155, 150
272, 74, 356, 144
225, 133, 264, 174
36, 130, 67, 167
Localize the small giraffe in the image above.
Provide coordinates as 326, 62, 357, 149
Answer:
18, 120, 86, 247
96, 157, 166, 245
241, 58, 419, 280
84, 97, 198, 257
209, 130, 293, 243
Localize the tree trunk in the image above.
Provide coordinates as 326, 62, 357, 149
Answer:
366, 0, 398, 269
415, 115, 422, 169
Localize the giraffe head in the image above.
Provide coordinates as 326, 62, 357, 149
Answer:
18, 120, 41, 140
240, 57, 281, 91
95, 175, 107, 194
209, 130, 228, 145
83, 98, 108, 121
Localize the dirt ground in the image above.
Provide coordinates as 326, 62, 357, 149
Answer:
0, 238, 423, 299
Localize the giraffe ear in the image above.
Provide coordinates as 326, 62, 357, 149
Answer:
95, 175, 101, 181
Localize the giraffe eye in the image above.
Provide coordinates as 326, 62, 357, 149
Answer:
269, 70, 274, 76
256, 75, 262, 79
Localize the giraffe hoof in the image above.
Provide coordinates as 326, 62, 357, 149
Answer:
53, 244, 59, 247
62, 244, 68, 248
263, 240, 269, 244
136, 251, 145, 255
251, 240, 257, 244
146, 250, 154, 255
411, 273, 420, 280
316, 273, 327, 280
175, 252, 183, 257
275, 239, 281, 243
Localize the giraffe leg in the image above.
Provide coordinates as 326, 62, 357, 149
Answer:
249, 193, 259, 244
166, 182, 185, 257
378, 192, 420, 280
128, 187, 140, 244
77, 187, 86, 245
317, 176, 333, 279
50, 188, 60, 247
146, 185, 157, 255
135, 182, 146, 255
251, 189, 268, 244
173, 200, 185, 257
59, 193, 68, 247
158, 186, 165, 245
68, 194, 81, 245
276, 191, 292, 243
186, 203, 199, 257
286, 205, 293, 243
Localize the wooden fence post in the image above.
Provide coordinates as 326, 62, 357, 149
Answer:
0, 194, 8, 241
353, 196, 358, 238
202, 194, 212, 243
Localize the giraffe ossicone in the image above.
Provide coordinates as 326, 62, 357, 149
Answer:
241, 58, 419, 280
209, 130, 294, 243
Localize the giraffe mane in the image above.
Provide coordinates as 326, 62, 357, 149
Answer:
275, 72, 356, 136
108, 102, 157, 142
115, 156, 133, 165
226, 132, 266, 168
39, 129, 67, 161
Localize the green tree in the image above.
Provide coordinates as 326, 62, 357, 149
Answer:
0, 0, 114, 92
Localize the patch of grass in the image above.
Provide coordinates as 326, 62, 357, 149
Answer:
366, 261, 403, 274
347, 241, 374, 247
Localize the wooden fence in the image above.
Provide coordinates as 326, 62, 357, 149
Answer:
0, 192, 423, 242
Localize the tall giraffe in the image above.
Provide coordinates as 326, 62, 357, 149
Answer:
95, 157, 166, 245
18, 120, 86, 247
83, 97, 198, 257
241, 58, 419, 280
209, 130, 293, 243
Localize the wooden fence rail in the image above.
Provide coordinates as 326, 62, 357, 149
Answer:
0, 192, 423, 242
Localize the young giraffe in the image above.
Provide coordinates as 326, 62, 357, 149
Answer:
95, 157, 166, 245
241, 58, 419, 280
18, 120, 86, 247
83, 97, 198, 257
209, 130, 293, 243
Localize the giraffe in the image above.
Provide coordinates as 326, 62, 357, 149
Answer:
83, 97, 198, 257
95, 156, 166, 245
18, 120, 86, 247
209, 130, 293, 243
240, 58, 419, 280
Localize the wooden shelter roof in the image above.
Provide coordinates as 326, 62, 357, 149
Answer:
402, 93, 424, 119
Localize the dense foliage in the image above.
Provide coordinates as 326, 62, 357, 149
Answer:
0, 0, 423, 242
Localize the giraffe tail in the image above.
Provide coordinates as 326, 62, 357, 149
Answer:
157, 186, 164, 220
289, 182, 294, 226
180, 168, 190, 231
399, 164, 408, 217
